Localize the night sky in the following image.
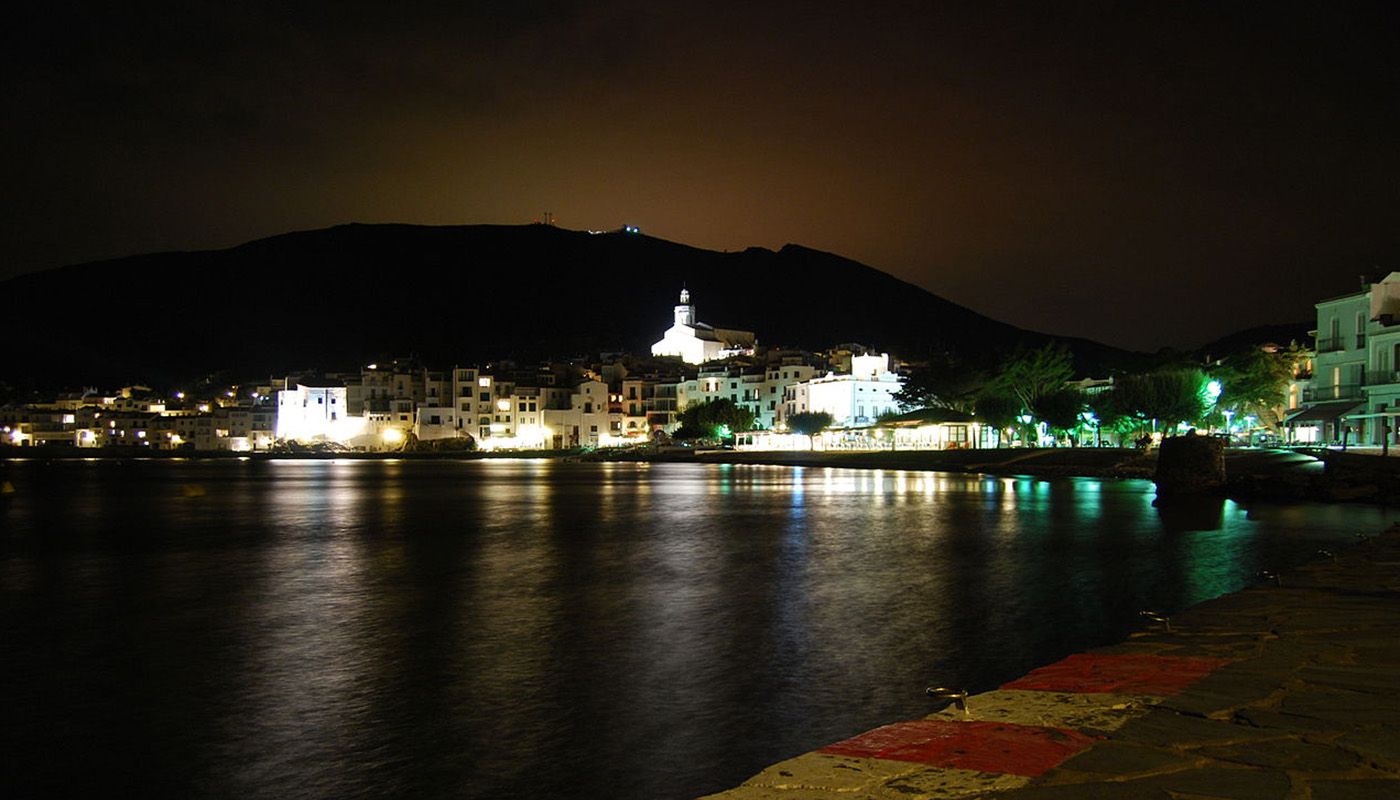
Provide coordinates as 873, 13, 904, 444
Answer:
4, 2, 1396, 351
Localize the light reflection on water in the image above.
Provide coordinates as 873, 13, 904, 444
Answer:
0, 458, 1393, 799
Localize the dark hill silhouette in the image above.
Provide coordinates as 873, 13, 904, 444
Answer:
5, 223, 1131, 388
1194, 321, 1313, 357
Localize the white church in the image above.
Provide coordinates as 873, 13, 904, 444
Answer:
650, 289, 757, 364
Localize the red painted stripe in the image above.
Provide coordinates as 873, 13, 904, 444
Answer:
818, 719, 1097, 776
1000, 653, 1231, 695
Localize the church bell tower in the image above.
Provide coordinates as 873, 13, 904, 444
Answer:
674, 287, 696, 327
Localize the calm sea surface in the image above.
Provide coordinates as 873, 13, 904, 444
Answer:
1, 458, 1393, 799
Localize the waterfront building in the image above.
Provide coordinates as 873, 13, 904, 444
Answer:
1288, 274, 1400, 446
674, 358, 820, 430
734, 408, 977, 452
778, 352, 903, 429
275, 380, 361, 443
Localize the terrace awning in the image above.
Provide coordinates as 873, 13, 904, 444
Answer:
1284, 402, 1364, 425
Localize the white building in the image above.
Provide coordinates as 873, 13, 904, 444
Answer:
276, 381, 364, 442
675, 361, 820, 430
651, 289, 756, 365
1288, 272, 1400, 446
779, 353, 903, 429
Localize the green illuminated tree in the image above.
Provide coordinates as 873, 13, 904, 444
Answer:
893, 353, 987, 412
990, 343, 1074, 416
1209, 346, 1299, 432
1086, 388, 1133, 446
974, 390, 1021, 447
1036, 388, 1086, 444
677, 398, 756, 441
1114, 368, 1209, 434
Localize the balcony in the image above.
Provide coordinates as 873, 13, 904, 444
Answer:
1302, 383, 1363, 402
1366, 371, 1400, 387
1315, 337, 1345, 353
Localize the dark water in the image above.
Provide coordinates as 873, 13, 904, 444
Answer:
1, 459, 1392, 799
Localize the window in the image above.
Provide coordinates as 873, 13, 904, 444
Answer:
480, 392, 490, 401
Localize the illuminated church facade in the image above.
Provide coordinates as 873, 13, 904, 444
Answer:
650, 289, 757, 364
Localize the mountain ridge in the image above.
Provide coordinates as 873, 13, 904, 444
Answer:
6, 223, 1130, 388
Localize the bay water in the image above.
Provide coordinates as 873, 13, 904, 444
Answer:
1, 459, 1390, 798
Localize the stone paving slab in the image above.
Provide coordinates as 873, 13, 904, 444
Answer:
700, 524, 1400, 799
923, 689, 1156, 733
699, 752, 1033, 799
1000, 654, 1231, 695
817, 719, 1098, 776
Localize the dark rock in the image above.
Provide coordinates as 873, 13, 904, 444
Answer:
1155, 434, 1226, 495
1308, 778, 1400, 800
1056, 741, 1195, 774
1196, 738, 1361, 771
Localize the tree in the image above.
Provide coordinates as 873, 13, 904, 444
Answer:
787, 411, 834, 436
787, 411, 834, 450
893, 353, 987, 412
1114, 369, 1209, 434
989, 343, 1074, 416
1210, 346, 1298, 432
1086, 387, 1132, 446
1036, 388, 1085, 444
974, 390, 1021, 447
677, 398, 756, 441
